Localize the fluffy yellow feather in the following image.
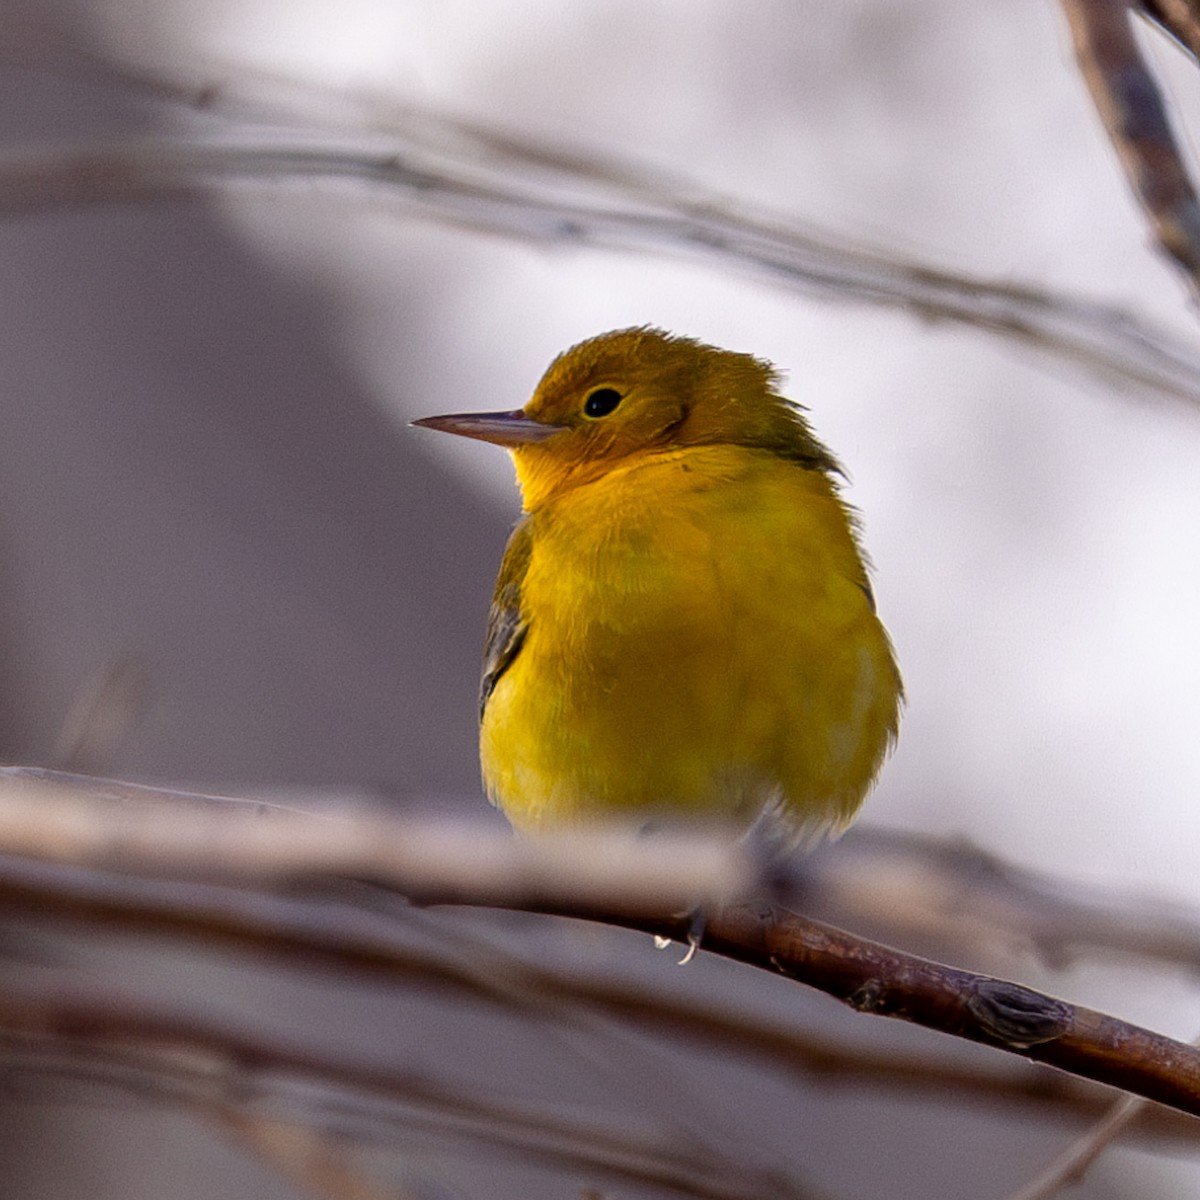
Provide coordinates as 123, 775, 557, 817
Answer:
415, 327, 901, 843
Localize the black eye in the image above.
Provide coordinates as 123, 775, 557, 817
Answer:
583, 387, 623, 418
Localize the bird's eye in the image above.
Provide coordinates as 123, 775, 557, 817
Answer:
583, 387, 623, 419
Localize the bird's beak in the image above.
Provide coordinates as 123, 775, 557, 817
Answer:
412, 409, 566, 447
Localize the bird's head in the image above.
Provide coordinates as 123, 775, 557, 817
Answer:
414, 327, 839, 510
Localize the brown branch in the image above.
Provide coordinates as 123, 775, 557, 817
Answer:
1143, 0, 1200, 62
11, 767, 1200, 980
527, 961, 1200, 1147
4, 970, 1197, 1200
0, 984, 828, 1200
1061, 0, 1200, 291
680, 904, 1200, 1119
0, 849, 1196, 1149
0, 131, 1198, 406
1, 772, 1199, 1123
796, 825, 1200, 974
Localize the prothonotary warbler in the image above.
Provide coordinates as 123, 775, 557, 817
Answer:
415, 327, 901, 845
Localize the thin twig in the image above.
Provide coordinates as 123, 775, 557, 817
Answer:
51, 657, 144, 774
1003, 1093, 1146, 1200
1003, 1025, 1200, 1200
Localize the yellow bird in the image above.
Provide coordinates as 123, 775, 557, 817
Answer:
415, 328, 901, 845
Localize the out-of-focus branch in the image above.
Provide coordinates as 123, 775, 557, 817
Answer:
2, 772, 1200, 1123
0, 834, 1197, 1148
529, 965, 1200, 1147
798, 825, 1200, 973
51, 657, 144, 775
0, 984, 826, 1200
7, 770, 1200, 978
1144, 0, 1200, 66
1, 129, 1200, 406
6, 869, 1200, 1163
1004, 1092, 1147, 1200
0, 769, 746, 916
1061, 0, 1200, 292
213, 1112, 407, 1200
18, 767, 1200, 984
7, 31, 1200, 400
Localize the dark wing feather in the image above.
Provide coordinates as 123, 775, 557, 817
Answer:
480, 519, 534, 719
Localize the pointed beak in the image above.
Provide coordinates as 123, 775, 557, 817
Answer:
412, 409, 566, 448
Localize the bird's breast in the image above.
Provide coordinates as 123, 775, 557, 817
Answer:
481, 444, 898, 833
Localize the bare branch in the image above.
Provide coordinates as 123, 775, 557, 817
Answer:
1143, 0, 1200, 62
51, 657, 144, 775
0, 769, 747, 916
213, 1111, 407, 1200
6, 30, 1200, 400
0, 838, 1195, 1148
513, 959, 1200, 1147
681, 904, 1200, 1120
11, 769, 1200, 980
0, 130, 1199, 406
1061, 0, 1200, 291
797, 825, 1200, 973
0, 984, 828, 1200
1003, 1092, 1146, 1200
1, 772, 1200, 1122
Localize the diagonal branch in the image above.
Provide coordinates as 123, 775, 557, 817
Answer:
0, 984, 826, 1200
795, 825, 1200, 973
1, 131, 1200, 406
680, 904, 1200, 1119
0, 772, 1199, 1123
1061, 0, 1200, 292
1003, 1091, 1148, 1200
1143, 0, 1200, 68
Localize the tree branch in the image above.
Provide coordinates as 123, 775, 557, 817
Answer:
1003, 1091, 1148, 1200
678, 904, 1200, 1119
1144, 0, 1200, 68
0, 771, 1199, 1125
0, 127, 1198, 405
796, 825, 1200, 973
1061, 0, 1200, 292
0, 983, 828, 1200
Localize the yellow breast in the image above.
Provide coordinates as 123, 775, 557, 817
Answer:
479, 443, 900, 841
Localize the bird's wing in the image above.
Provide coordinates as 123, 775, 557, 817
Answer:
480, 519, 534, 719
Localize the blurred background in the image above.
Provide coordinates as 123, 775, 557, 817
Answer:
2, 1, 1200, 1196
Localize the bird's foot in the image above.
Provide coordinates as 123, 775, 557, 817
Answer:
654, 908, 706, 964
